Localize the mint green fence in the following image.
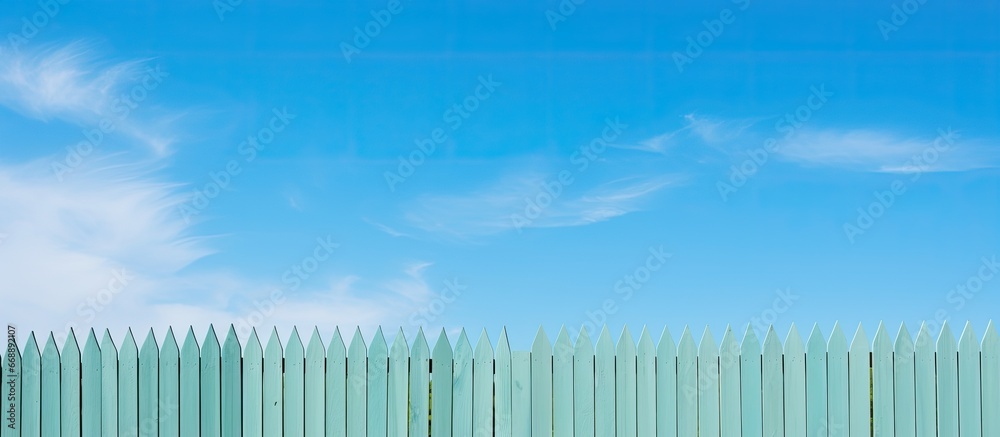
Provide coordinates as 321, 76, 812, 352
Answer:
3, 321, 999, 436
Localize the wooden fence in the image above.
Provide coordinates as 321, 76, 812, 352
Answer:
3, 320, 999, 436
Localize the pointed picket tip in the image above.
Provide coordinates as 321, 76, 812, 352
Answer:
958, 321, 979, 351
532, 326, 551, 354
762, 325, 781, 353
100, 328, 116, 349
828, 321, 847, 348
807, 323, 825, 347
657, 326, 676, 354
328, 327, 345, 356
914, 321, 934, 351
412, 328, 429, 355
982, 321, 998, 352
121, 328, 138, 352
287, 326, 305, 352
204, 324, 220, 347
63, 328, 79, 352
740, 323, 760, 354
141, 328, 159, 354
784, 323, 804, 352
594, 325, 614, 356
849, 322, 869, 352
265, 327, 284, 353
937, 321, 956, 348
575, 325, 593, 350
348, 327, 367, 356
43, 331, 60, 357
475, 329, 493, 359
618, 325, 635, 346
245, 328, 261, 350
162, 327, 177, 349
84, 328, 100, 351
390, 327, 408, 354
496, 327, 510, 352
455, 328, 471, 351
698, 325, 718, 354
223, 324, 239, 345
24, 332, 39, 355
181, 326, 199, 351
432, 328, 451, 357
306, 327, 325, 356
638, 326, 655, 349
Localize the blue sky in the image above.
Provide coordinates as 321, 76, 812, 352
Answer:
1, 0, 998, 349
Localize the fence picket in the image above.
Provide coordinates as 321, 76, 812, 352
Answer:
739, 325, 761, 437
872, 322, 893, 437
263, 329, 283, 436
595, 326, 616, 436
531, 327, 553, 436
848, 323, 869, 437
913, 323, 936, 437
636, 327, 656, 437
305, 329, 326, 436
574, 327, 595, 437
494, 328, 512, 437
511, 351, 532, 436
138, 329, 159, 437
82, 330, 101, 437
936, 322, 958, 436
982, 321, 1000, 436
827, 322, 849, 437
285, 328, 305, 437
719, 325, 740, 437
388, 329, 408, 436
957, 322, 982, 437
179, 328, 199, 437
160, 328, 180, 437
242, 329, 263, 437
698, 326, 720, 437
616, 326, 637, 437
452, 330, 473, 436
61, 330, 81, 437
347, 328, 367, 437
893, 323, 916, 436
805, 324, 827, 437
410, 329, 431, 437
656, 327, 677, 437
201, 325, 221, 437
119, 330, 138, 437
101, 330, 119, 437
761, 327, 783, 437
553, 328, 573, 437
368, 328, 388, 437
221, 326, 242, 437
475, 329, 495, 437
327, 328, 347, 437
676, 327, 697, 437
431, 329, 452, 437
22, 333, 40, 437
784, 324, 806, 437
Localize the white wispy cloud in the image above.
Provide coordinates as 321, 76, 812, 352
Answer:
0, 41, 177, 155
778, 128, 1000, 172
402, 171, 680, 239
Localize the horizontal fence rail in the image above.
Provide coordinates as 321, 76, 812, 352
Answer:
3, 321, 999, 436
